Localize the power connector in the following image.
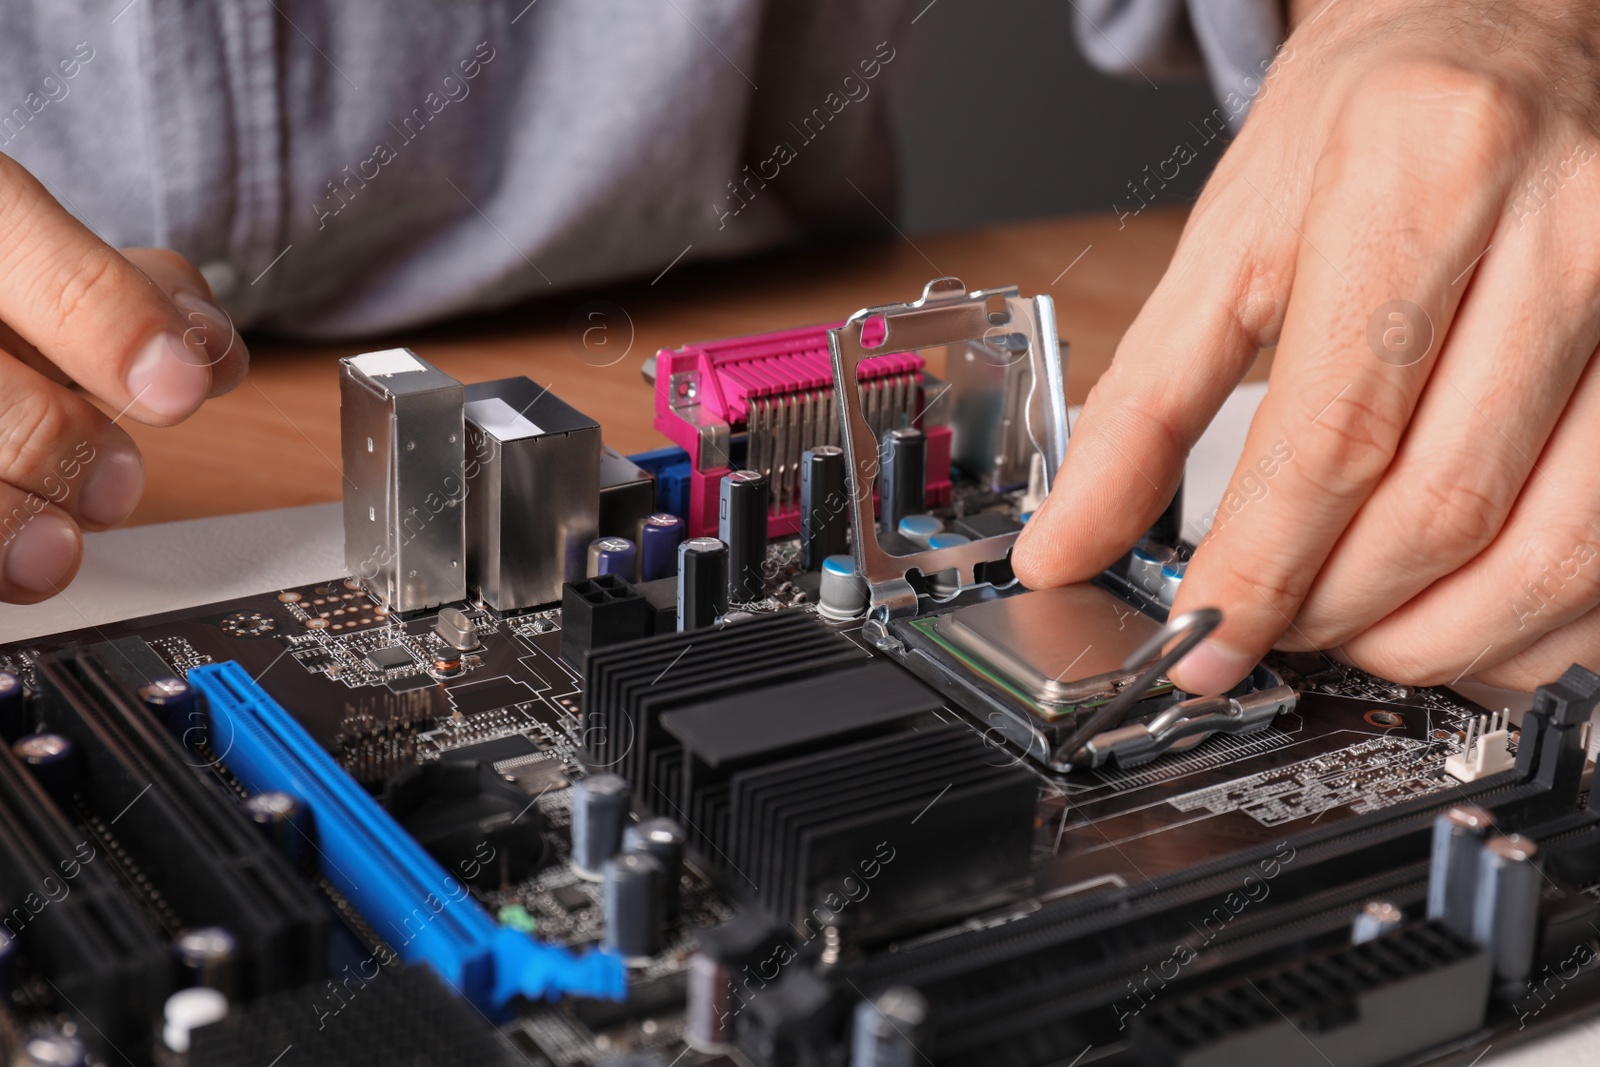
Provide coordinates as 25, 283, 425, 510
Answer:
1444, 710, 1516, 783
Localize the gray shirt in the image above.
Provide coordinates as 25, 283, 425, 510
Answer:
1, 1, 1276, 338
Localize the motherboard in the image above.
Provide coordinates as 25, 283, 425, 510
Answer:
1, 278, 1598, 1067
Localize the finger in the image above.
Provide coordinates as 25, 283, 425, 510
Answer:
0, 319, 71, 386
1473, 603, 1600, 692
1339, 341, 1600, 684
0, 155, 223, 425
1012, 154, 1295, 589
120, 247, 248, 397
1290, 203, 1597, 649
0, 494, 81, 604
0, 355, 146, 530
1168, 65, 1533, 694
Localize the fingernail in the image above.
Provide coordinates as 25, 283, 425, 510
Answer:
78, 441, 145, 526
173, 291, 237, 367
3, 509, 79, 594
126, 330, 211, 419
1171, 638, 1257, 695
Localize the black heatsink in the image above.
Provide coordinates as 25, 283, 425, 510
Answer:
581, 612, 867, 818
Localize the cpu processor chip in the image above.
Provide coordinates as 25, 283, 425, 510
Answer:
933, 584, 1164, 709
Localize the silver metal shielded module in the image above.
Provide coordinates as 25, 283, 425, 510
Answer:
340, 348, 467, 613
933, 583, 1164, 708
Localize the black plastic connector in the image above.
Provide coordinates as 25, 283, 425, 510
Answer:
0, 735, 170, 1060
560, 575, 653, 666
1514, 664, 1600, 821
32, 645, 328, 998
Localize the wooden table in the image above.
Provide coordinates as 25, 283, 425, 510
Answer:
115, 205, 1261, 526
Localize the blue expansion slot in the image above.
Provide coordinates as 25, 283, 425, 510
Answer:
189, 661, 626, 1012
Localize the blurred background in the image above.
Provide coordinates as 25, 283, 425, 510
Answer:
886, 1, 1221, 233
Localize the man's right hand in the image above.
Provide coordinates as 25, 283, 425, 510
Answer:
0, 153, 247, 604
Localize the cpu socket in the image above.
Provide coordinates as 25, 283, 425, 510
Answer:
933, 584, 1169, 710
898, 583, 1180, 767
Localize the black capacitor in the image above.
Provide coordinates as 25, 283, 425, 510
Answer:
242, 791, 310, 867
719, 470, 769, 602
878, 427, 926, 536
1427, 804, 1494, 937
139, 677, 199, 740
1146, 476, 1185, 545
0, 928, 15, 1004
0, 669, 24, 743
677, 537, 729, 632
624, 817, 685, 921
571, 773, 631, 880
685, 952, 736, 1052
13, 734, 74, 808
800, 446, 849, 571
174, 926, 239, 998
602, 851, 665, 961
1474, 834, 1541, 990
20, 1030, 88, 1067
851, 986, 928, 1067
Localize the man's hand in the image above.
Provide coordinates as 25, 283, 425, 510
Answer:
0, 153, 246, 603
1014, 0, 1600, 693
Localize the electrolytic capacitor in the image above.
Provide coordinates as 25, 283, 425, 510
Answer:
685, 952, 736, 1052
0, 670, 23, 743
624, 817, 685, 921
800, 446, 849, 571
678, 537, 729, 632
602, 851, 665, 962
1129, 541, 1178, 600
162, 988, 228, 1055
571, 773, 631, 880
720, 470, 770, 602
13, 734, 74, 808
926, 532, 970, 597
586, 537, 638, 580
878, 428, 926, 536
1159, 558, 1187, 607
851, 986, 928, 1067
897, 515, 944, 549
818, 555, 869, 623
242, 791, 310, 867
139, 677, 198, 739
21, 1030, 88, 1067
174, 926, 239, 999
638, 513, 686, 582
1146, 477, 1185, 545
1351, 900, 1404, 945
0, 929, 15, 1004
1427, 804, 1494, 937
1474, 833, 1541, 990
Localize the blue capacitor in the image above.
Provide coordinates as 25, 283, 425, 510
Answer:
638, 513, 686, 582
0, 670, 23, 743
1160, 558, 1188, 606
0, 928, 15, 1003
818, 555, 868, 622
139, 677, 199, 740
897, 514, 945, 549
926, 533, 970, 597
926, 532, 971, 551
586, 537, 638, 580
14, 733, 75, 809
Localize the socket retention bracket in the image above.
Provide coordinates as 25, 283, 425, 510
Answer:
828, 277, 1067, 632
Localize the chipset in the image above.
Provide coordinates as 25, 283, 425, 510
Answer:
365, 645, 416, 672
